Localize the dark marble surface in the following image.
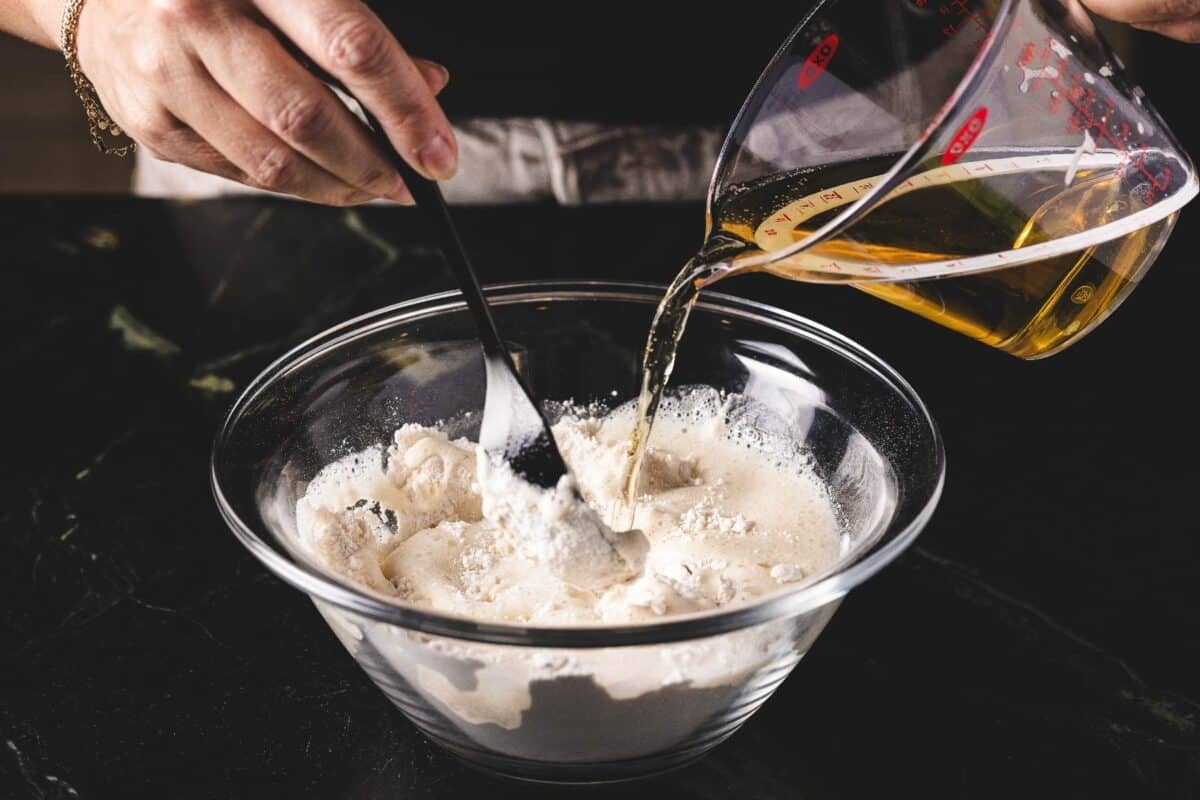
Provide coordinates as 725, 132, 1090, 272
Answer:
2, 195, 1198, 799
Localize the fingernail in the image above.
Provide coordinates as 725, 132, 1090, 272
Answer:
434, 63, 450, 89
418, 134, 457, 181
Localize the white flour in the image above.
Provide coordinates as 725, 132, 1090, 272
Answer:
475, 456, 649, 591
294, 390, 848, 759
295, 391, 842, 624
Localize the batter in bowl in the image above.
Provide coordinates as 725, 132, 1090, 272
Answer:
295, 389, 844, 625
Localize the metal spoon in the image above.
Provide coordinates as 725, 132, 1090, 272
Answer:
308, 71, 572, 489
391, 162, 571, 488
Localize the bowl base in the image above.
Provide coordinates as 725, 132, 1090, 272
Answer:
434, 734, 734, 784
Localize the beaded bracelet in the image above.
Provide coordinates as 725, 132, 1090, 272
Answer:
60, 0, 136, 156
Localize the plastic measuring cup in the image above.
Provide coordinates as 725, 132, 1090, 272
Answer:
704, 0, 1197, 358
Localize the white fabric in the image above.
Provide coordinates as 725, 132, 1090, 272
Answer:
133, 117, 723, 205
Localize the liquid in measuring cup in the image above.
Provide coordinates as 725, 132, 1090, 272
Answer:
616, 150, 1174, 516
617, 0, 1197, 515
711, 150, 1176, 358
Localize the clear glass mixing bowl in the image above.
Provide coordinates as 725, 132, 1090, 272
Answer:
211, 281, 945, 782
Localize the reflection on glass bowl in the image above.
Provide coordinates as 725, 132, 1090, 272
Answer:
212, 281, 944, 783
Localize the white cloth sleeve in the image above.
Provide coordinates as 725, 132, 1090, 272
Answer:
132, 117, 722, 205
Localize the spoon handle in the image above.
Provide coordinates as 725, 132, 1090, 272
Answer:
352, 110, 511, 362
291, 59, 574, 487
282, 49, 511, 358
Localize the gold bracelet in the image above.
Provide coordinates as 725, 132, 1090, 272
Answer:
60, 0, 135, 156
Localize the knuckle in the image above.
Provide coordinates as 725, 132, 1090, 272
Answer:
249, 146, 296, 190
390, 82, 428, 115
129, 40, 176, 82
267, 92, 329, 144
353, 164, 391, 191
149, 0, 210, 24
324, 14, 392, 77
1159, 0, 1200, 17
376, 84, 436, 134
128, 109, 184, 147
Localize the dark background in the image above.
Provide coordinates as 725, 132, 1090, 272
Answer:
0, 3, 1138, 191
2, 9, 1199, 800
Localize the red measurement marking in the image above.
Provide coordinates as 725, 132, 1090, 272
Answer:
797, 34, 839, 89
1046, 73, 1126, 152
936, 1, 991, 48
1019, 41, 1035, 67
1132, 150, 1171, 193
1033, 58, 1172, 201
1018, 35, 1133, 158
941, 106, 989, 165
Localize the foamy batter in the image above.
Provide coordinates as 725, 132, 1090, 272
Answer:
295, 392, 843, 624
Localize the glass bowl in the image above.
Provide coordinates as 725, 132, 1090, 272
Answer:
211, 281, 944, 783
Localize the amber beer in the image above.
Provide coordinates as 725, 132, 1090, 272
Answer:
708, 151, 1172, 358
621, 149, 1172, 509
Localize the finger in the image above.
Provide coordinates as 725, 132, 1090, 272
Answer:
83, 84, 256, 186
141, 123, 253, 185
255, 0, 458, 181
164, 72, 375, 206
1133, 14, 1200, 39
194, 18, 411, 202
1081, 0, 1200, 23
412, 58, 450, 95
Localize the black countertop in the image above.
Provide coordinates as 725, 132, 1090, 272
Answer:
2, 196, 1198, 799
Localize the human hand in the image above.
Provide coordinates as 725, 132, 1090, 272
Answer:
61, 0, 457, 205
1082, 0, 1200, 42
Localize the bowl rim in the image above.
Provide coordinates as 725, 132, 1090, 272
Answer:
211, 280, 945, 647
